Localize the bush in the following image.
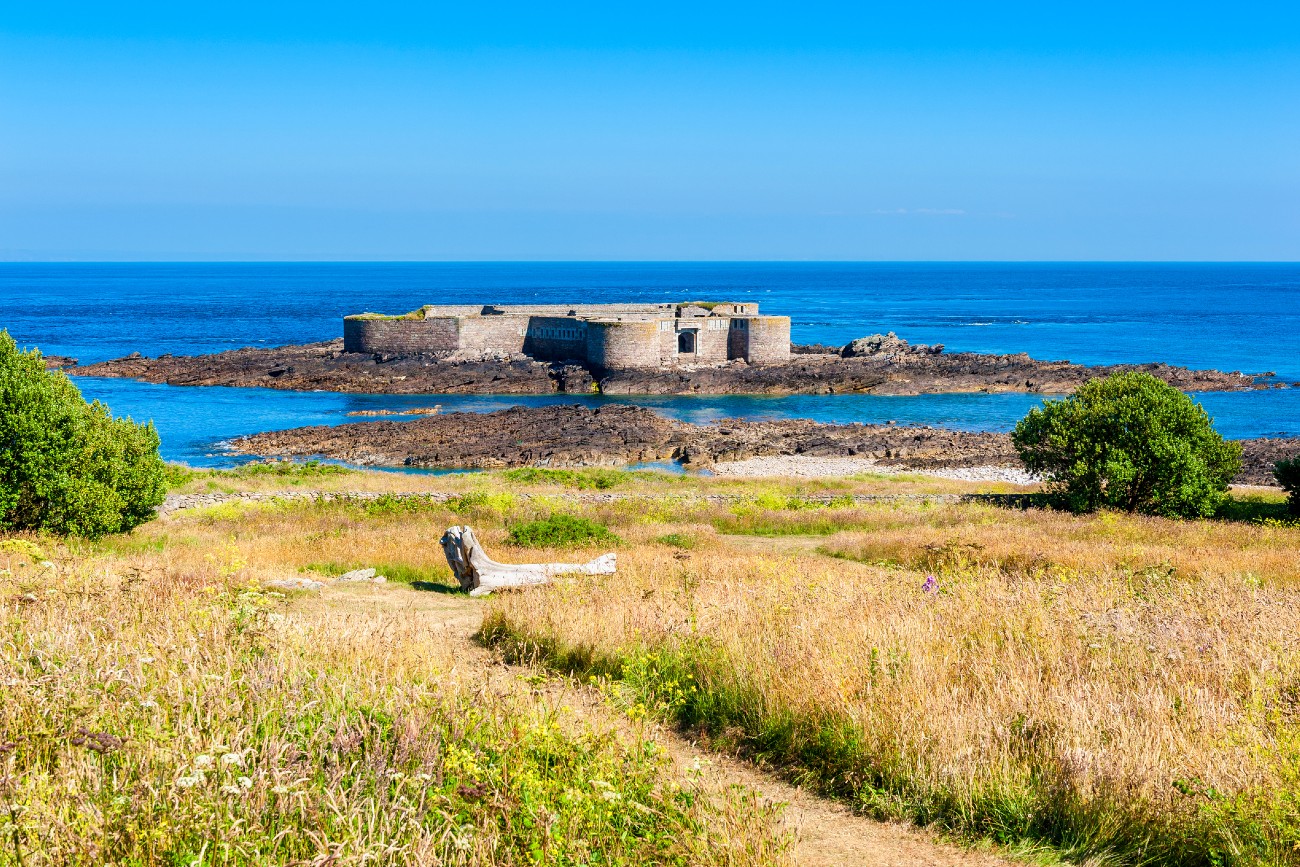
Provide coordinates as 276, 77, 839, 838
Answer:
1276, 457, 1300, 515
506, 513, 622, 548
0, 331, 166, 537
1011, 371, 1241, 518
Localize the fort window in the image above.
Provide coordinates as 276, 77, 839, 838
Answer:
677, 330, 697, 354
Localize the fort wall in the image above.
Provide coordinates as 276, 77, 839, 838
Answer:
586, 320, 663, 370
343, 302, 791, 369
743, 316, 792, 365
343, 317, 460, 354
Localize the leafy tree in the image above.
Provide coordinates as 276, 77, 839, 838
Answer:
0, 331, 166, 537
1012, 371, 1241, 518
1275, 457, 1300, 516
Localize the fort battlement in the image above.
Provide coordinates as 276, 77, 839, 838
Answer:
343, 302, 791, 370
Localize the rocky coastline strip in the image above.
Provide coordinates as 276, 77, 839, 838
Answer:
227, 404, 1295, 487
69, 335, 1276, 396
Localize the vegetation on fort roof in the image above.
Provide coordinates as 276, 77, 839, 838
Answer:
345, 306, 430, 321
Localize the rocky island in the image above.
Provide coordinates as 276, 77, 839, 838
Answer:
72, 334, 1269, 397
229, 403, 1294, 486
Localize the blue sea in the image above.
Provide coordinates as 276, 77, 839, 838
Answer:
3, 262, 1298, 466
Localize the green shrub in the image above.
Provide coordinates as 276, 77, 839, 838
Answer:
1012, 371, 1241, 518
655, 532, 696, 549
162, 463, 198, 488
506, 513, 622, 548
1276, 457, 1300, 515
0, 332, 166, 537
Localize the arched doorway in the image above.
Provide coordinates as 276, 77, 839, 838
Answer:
677, 330, 696, 354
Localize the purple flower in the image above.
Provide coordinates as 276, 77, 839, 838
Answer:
922, 574, 939, 595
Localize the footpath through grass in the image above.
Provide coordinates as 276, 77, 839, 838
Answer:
0, 526, 790, 865
482, 497, 1300, 867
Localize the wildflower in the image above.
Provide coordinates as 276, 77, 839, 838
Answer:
221, 752, 244, 767
922, 574, 939, 594
176, 773, 204, 788
238, 776, 253, 790
193, 754, 214, 769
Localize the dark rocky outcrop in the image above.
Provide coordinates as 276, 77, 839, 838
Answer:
230, 403, 1296, 487
233, 404, 682, 468
72, 338, 1269, 397
841, 331, 944, 358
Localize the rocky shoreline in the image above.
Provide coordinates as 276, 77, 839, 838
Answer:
70, 337, 1274, 396
228, 404, 1296, 486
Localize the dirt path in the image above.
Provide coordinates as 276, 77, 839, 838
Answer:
294, 581, 1016, 867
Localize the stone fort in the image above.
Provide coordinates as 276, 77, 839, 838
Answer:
343, 302, 791, 370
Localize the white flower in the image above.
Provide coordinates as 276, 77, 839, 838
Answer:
220, 784, 241, 795
176, 774, 203, 788
221, 752, 244, 767
194, 754, 214, 769
238, 776, 253, 790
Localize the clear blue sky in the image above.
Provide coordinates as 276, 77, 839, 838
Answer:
1, 1, 1296, 260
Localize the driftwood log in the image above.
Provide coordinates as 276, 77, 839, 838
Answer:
439, 525, 616, 597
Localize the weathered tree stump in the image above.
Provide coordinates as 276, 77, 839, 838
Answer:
439, 525, 616, 597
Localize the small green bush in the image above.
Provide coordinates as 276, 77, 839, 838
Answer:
1275, 457, 1300, 515
507, 514, 622, 548
1012, 371, 1241, 518
0, 331, 166, 537
654, 532, 696, 549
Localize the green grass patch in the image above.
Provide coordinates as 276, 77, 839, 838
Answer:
215, 459, 355, 480
304, 561, 455, 587
501, 467, 631, 490
506, 514, 621, 548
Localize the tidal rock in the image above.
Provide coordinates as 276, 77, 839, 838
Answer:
841, 332, 944, 358
335, 568, 386, 583
266, 577, 325, 592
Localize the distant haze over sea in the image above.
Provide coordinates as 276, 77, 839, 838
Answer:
3, 262, 1298, 465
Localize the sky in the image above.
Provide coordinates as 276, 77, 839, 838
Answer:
1, 1, 1297, 261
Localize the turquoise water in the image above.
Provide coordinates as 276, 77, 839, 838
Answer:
70, 377, 1300, 467
3, 262, 1297, 465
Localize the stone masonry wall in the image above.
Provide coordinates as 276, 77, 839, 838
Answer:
522, 316, 588, 361
586, 320, 662, 369
744, 316, 792, 365
457, 316, 528, 355
343, 318, 460, 354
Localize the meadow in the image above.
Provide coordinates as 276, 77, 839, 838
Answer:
1, 463, 1296, 865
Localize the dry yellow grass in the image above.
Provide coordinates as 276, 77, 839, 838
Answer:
484, 500, 1300, 865
0, 519, 792, 865
9, 466, 1295, 865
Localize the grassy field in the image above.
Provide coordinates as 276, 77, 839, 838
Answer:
2, 464, 1296, 865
